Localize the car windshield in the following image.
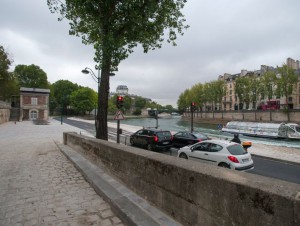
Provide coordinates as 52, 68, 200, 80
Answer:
227, 144, 247, 155
156, 131, 172, 139
292, 125, 300, 132
193, 133, 208, 139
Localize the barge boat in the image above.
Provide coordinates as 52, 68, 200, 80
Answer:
221, 121, 300, 139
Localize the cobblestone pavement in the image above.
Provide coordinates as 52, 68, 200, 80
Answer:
0, 120, 126, 226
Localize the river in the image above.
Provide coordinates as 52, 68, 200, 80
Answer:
109, 117, 300, 149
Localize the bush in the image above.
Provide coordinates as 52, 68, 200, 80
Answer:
133, 108, 141, 115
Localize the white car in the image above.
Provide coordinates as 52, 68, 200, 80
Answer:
177, 139, 254, 171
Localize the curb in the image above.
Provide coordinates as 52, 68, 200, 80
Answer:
56, 142, 182, 226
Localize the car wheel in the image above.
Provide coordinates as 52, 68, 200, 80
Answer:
130, 138, 134, 146
218, 163, 230, 168
147, 144, 153, 151
179, 153, 188, 159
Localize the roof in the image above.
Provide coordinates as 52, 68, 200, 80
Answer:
142, 128, 171, 132
207, 139, 240, 146
20, 87, 50, 94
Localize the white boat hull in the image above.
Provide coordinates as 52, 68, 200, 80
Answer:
221, 121, 300, 140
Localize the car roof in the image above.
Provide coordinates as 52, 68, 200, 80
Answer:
176, 131, 204, 134
142, 128, 171, 132
202, 139, 238, 146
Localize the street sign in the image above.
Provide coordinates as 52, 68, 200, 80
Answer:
114, 110, 125, 120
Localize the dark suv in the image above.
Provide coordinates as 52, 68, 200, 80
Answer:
130, 128, 173, 151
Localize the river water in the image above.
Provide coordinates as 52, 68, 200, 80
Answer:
109, 117, 300, 149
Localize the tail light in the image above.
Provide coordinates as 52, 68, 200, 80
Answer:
228, 156, 239, 163
171, 135, 173, 141
153, 135, 158, 142
198, 139, 202, 142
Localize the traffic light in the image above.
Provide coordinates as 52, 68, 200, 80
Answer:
191, 102, 196, 112
116, 96, 124, 109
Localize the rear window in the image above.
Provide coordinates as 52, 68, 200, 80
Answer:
194, 133, 208, 139
227, 144, 247, 155
156, 131, 172, 139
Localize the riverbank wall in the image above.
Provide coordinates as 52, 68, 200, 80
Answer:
0, 101, 11, 124
183, 110, 300, 125
63, 132, 300, 226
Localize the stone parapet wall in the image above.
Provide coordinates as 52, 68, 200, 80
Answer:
0, 101, 11, 124
63, 132, 300, 226
185, 110, 300, 124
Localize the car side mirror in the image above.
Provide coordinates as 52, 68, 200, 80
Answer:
191, 146, 195, 152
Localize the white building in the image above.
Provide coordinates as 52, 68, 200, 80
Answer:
116, 85, 129, 95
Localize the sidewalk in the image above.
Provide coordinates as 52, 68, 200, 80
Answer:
0, 119, 125, 226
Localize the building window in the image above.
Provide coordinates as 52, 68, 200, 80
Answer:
288, 97, 293, 102
230, 96, 232, 101
30, 110, 38, 120
31, 97, 38, 105
235, 96, 237, 101
229, 90, 232, 95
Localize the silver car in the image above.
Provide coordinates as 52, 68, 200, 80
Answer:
177, 139, 254, 171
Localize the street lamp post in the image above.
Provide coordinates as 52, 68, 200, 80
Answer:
81, 67, 115, 136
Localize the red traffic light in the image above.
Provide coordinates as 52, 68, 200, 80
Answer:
117, 96, 123, 101
116, 95, 124, 108
191, 102, 197, 112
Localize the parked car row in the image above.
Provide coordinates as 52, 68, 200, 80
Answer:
129, 128, 254, 171
129, 128, 210, 151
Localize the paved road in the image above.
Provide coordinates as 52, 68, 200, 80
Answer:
61, 117, 300, 185
249, 156, 300, 184
0, 120, 126, 226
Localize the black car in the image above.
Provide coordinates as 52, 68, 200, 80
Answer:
172, 131, 209, 148
130, 128, 173, 151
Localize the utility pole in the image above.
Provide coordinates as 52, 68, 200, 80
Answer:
116, 95, 124, 143
191, 102, 196, 132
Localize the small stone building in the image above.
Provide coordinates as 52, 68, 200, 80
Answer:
20, 87, 50, 121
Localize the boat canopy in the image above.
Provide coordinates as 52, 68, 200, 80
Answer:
225, 121, 281, 130
222, 121, 300, 139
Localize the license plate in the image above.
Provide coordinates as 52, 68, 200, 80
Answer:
242, 158, 249, 163
163, 142, 169, 145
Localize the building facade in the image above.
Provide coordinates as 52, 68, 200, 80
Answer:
20, 87, 50, 121
219, 58, 300, 111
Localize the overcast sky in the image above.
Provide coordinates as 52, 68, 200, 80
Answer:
1, 0, 300, 107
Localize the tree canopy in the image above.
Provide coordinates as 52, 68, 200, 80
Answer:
276, 64, 298, 105
51, 79, 80, 107
0, 45, 18, 100
70, 87, 97, 114
14, 64, 49, 89
48, 0, 189, 140
177, 80, 225, 111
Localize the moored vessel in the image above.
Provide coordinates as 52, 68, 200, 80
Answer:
221, 121, 300, 139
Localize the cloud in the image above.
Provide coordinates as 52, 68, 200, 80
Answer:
1, 0, 300, 107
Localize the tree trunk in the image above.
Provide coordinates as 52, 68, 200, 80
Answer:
286, 96, 290, 122
96, 57, 111, 140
